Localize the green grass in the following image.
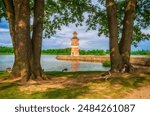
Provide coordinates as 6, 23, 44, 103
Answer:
45, 71, 101, 78
0, 71, 9, 78
0, 71, 150, 99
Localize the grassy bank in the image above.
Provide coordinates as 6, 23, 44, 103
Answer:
0, 71, 150, 99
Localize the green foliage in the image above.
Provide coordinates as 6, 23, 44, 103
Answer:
86, 1, 108, 37
0, 0, 6, 19
42, 48, 108, 55
1, 0, 149, 47
80, 49, 107, 55
132, 0, 150, 46
0, 46, 14, 54
131, 50, 150, 55
86, 0, 150, 46
102, 61, 110, 67
105, 49, 110, 54
44, 0, 94, 37
42, 48, 71, 55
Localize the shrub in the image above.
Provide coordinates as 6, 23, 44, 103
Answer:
102, 61, 111, 67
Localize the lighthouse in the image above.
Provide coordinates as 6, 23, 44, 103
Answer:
71, 32, 79, 56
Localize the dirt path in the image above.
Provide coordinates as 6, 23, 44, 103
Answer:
125, 86, 150, 99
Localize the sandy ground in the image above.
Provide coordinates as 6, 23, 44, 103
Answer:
125, 86, 150, 99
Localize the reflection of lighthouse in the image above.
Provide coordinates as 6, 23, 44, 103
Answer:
71, 32, 79, 56
71, 61, 80, 72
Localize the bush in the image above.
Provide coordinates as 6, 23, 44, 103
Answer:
102, 61, 111, 67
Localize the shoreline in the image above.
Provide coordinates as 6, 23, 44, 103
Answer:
56, 55, 150, 66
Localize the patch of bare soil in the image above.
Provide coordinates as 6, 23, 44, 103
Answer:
18, 75, 100, 94
18, 77, 71, 94
125, 86, 150, 99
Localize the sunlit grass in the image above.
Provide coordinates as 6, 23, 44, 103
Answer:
0, 71, 150, 99
0, 71, 9, 79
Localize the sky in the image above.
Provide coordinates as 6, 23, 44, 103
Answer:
0, 18, 150, 50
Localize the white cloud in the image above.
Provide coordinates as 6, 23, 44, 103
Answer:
45, 23, 109, 50
141, 29, 150, 34
0, 42, 12, 46
0, 17, 149, 50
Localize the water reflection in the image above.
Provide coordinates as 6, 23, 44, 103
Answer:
70, 61, 80, 72
0, 55, 110, 71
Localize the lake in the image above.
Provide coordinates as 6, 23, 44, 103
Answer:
0, 55, 110, 71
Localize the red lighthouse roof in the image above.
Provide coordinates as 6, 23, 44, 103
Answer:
72, 31, 79, 40
73, 31, 77, 36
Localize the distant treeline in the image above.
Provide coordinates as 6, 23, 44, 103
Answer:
42, 48, 71, 55
80, 49, 109, 55
131, 50, 150, 55
42, 48, 109, 55
0, 46, 14, 54
0, 46, 150, 55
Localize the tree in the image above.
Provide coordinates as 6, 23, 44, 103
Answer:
86, 0, 150, 72
119, 0, 137, 72
3, 0, 44, 82
106, 0, 123, 71
106, 0, 137, 72
1, 0, 93, 81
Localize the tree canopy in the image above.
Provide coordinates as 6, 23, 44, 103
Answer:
86, 0, 150, 46
41, 0, 150, 47
43, 0, 94, 37
0, 0, 6, 19
1, 0, 150, 46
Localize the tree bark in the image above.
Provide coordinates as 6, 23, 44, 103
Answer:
106, 0, 123, 72
4, 0, 45, 81
4, 0, 20, 77
3, 0, 15, 45
119, 0, 137, 72
13, 0, 31, 81
31, 0, 44, 79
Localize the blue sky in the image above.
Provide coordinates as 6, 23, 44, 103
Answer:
0, 18, 150, 50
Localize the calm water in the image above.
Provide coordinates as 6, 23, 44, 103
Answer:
0, 55, 110, 71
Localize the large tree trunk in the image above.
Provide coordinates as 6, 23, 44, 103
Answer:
106, 0, 123, 72
13, 0, 31, 81
31, 0, 44, 80
4, 0, 45, 82
4, 0, 20, 78
119, 0, 137, 72
3, 0, 15, 45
